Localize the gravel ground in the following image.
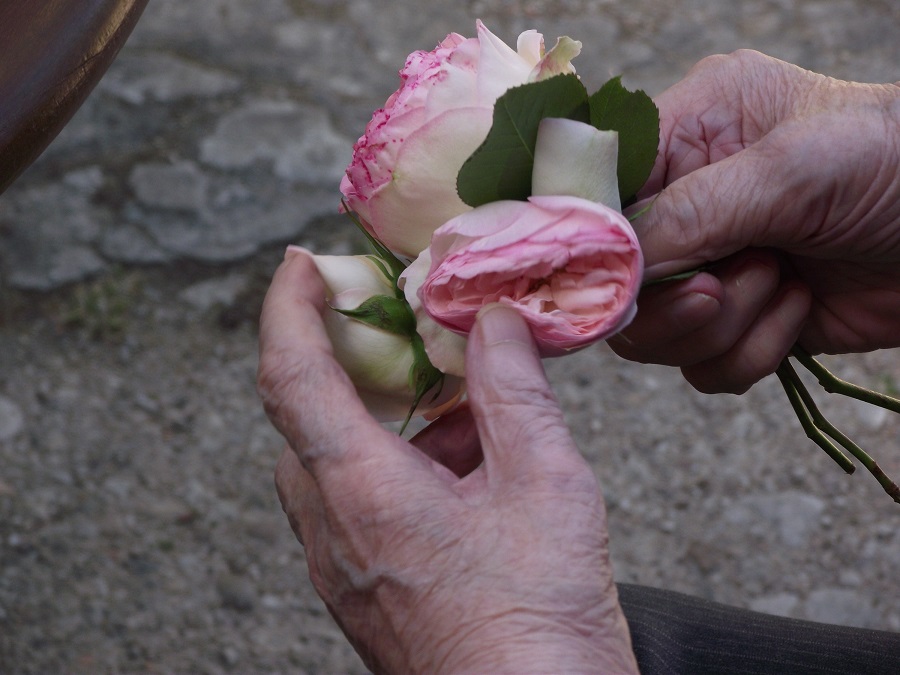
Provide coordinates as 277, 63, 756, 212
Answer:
1, 0, 899, 672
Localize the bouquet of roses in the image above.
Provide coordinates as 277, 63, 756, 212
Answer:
301, 21, 650, 424
300, 20, 900, 503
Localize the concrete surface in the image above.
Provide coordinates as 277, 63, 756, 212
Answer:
1, 0, 898, 672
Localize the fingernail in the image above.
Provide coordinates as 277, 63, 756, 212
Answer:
670, 290, 720, 323
778, 284, 812, 327
734, 257, 776, 291
285, 244, 310, 261
476, 303, 533, 346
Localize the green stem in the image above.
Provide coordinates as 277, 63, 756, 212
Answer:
626, 194, 659, 223
640, 267, 705, 289
775, 361, 855, 473
791, 346, 900, 414
783, 353, 900, 504
780, 359, 871, 468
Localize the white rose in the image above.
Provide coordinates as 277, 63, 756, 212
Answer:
308, 251, 464, 422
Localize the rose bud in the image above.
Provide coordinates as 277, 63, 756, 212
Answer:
302, 250, 463, 422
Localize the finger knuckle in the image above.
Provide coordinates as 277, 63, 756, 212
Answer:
689, 52, 733, 76
693, 49, 767, 77
534, 454, 598, 492
656, 181, 711, 248
488, 372, 560, 416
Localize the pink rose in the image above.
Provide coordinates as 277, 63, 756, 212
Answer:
401, 195, 643, 374
341, 21, 582, 257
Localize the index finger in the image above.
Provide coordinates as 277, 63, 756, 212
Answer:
257, 249, 395, 472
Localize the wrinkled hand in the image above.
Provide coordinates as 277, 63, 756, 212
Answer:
611, 50, 900, 394
258, 251, 637, 675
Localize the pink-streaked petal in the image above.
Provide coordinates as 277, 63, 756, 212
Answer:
367, 108, 491, 256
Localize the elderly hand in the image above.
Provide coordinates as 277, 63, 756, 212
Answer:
610, 50, 900, 394
258, 250, 637, 674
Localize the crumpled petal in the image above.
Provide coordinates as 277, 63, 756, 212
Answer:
532, 118, 621, 211
529, 36, 582, 81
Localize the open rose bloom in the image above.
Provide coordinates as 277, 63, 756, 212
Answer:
401, 195, 642, 376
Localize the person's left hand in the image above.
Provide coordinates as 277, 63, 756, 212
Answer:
258, 250, 637, 675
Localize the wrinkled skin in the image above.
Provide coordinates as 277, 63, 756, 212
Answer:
259, 251, 637, 674
255, 49, 900, 674
611, 50, 900, 394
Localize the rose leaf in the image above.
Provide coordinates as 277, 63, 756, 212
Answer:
589, 76, 660, 205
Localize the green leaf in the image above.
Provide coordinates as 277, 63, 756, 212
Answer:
457, 74, 591, 207
589, 77, 659, 205
333, 294, 416, 336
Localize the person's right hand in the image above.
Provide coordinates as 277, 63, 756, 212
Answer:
259, 252, 638, 675
609, 50, 900, 394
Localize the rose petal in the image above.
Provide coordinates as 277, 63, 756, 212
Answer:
322, 307, 415, 394
419, 196, 643, 355
516, 29, 544, 65
367, 108, 492, 256
303, 251, 394, 298
474, 20, 539, 102
400, 250, 468, 377
532, 118, 621, 211
529, 36, 582, 81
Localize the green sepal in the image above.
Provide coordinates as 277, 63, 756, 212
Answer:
457, 73, 591, 207
333, 294, 416, 336
588, 76, 659, 205
399, 331, 445, 435
341, 199, 408, 296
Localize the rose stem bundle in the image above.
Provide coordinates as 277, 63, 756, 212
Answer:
775, 348, 900, 504
644, 264, 900, 503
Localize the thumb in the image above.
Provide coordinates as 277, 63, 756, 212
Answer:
635, 140, 811, 281
465, 304, 582, 480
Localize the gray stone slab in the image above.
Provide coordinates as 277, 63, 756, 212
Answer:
199, 100, 352, 184
98, 52, 241, 104
0, 396, 25, 442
